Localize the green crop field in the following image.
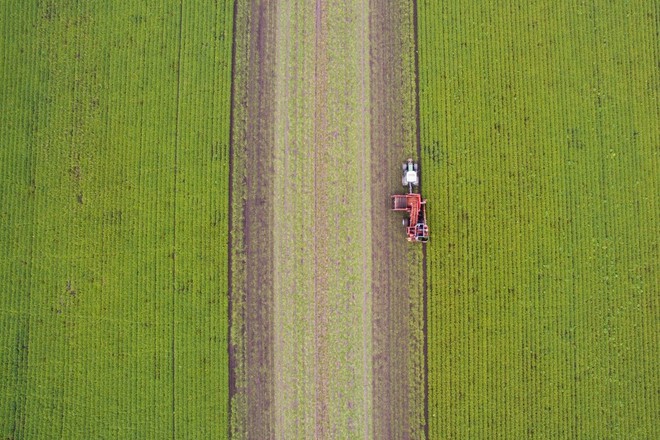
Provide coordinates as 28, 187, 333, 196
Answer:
418, 1, 658, 438
0, 1, 233, 438
3, 0, 658, 438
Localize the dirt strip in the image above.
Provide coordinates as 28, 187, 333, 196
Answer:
228, 0, 278, 439
370, 0, 426, 438
230, 0, 424, 437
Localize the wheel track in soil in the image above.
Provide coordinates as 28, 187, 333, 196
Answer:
370, 0, 425, 438
228, 0, 278, 438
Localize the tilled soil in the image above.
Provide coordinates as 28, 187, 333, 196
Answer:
228, 1, 277, 439
229, 0, 424, 438
370, 1, 425, 438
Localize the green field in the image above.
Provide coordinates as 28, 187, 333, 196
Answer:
0, 1, 233, 437
2, 0, 658, 438
418, 1, 659, 438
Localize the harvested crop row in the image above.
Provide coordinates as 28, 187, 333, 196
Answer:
271, 1, 317, 437
228, 0, 277, 438
370, 0, 426, 438
229, 0, 426, 437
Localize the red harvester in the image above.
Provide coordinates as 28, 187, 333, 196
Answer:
392, 159, 429, 243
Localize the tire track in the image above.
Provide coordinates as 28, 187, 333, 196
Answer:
228, 0, 278, 438
370, 0, 426, 438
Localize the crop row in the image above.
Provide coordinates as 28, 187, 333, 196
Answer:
0, 1, 234, 438
418, 1, 658, 438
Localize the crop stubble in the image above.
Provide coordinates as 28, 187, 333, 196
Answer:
271, 1, 317, 437
230, 0, 425, 437
312, 1, 373, 437
228, 0, 277, 438
369, 0, 426, 439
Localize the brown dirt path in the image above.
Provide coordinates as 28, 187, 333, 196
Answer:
229, 0, 425, 438
228, 0, 278, 439
370, 0, 426, 439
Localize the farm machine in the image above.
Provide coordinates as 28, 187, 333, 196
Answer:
392, 159, 429, 243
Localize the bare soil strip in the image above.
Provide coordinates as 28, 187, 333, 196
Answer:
370, 1, 426, 438
229, 1, 278, 438
226, 0, 239, 429
230, 0, 424, 437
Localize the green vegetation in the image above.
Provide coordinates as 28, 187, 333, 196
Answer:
418, 1, 658, 438
0, 1, 233, 438
227, 1, 248, 436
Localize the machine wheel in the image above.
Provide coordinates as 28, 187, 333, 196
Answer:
402, 218, 410, 227
413, 163, 418, 171
402, 163, 407, 172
